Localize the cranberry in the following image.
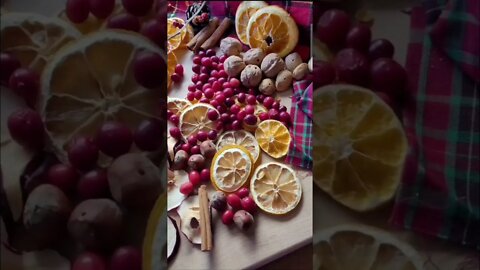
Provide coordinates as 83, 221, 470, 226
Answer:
215, 93, 226, 103
211, 55, 219, 63
0, 53, 21, 86
220, 113, 230, 123
229, 78, 240, 88
241, 197, 257, 213
230, 104, 241, 114
180, 143, 191, 154
7, 108, 44, 149
208, 77, 216, 84
187, 84, 196, 92
258, 112, 269, 121
191, 74, 199, 83
218, 77, 226, 84
216, 63, 224, 71
199, 97, 209, 104
73, 252, 107, 270
187, 135, 197, 146
206, 49, 215, 57
171, 73, 181, 83
279, 112, 291, 124
200, 168, 210, 182
204, 88, 215, 99
222, 210, 234, 225
199, 73, 208, 83
246, 95, 257, 105
256, 94, 265, 103
134, 119, 163, 151
212, 81, 222, 92
210, 99, 220, 108
68, 137, 99, 170
192, 64, 201, 74
227, 194, 242, 209
200, 66, 210, 74
244, 114, 257, 125
237, 110, 247, 121
207, 130, 218, 140
9, 68, 39, 106
169, 127, 181, 139
190, 145, 201, 155
197, 51, 206, 57
272, 101, 280, 110
201, 57, 212, 67
197, 131, 208, 141
109, 246, 141, 270
207, 109, 219, 121
279, 105, 288, 112
194, 90, 203, 100
189, 171, 201, 186
231, 120, 242, 130
268, 109, 280, 120
186, 91, 195, 101
174, 64, 184, 75
47, 164, 78, 193
236, 187, 249, 198
219, 55, 227, 63
193, 56, 201, 64
218, 70, 228, 78
195, 81, 203, 90
223, 88, 234, 97
169, 114, 180, 125
77, 169, 109, 199
263, 97, 274, 109
245, 105, 255, 115
202, 83, 212, 91
210, 70, 219, 78
222, 82, 231, 89
237, 93, 246, 103
180, 182, 194, 195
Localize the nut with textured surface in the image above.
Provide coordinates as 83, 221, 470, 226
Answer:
275, 70, 293, 92
243, 48, 265, 66
292, 63, 309, 80
224, 55, 246, 77
220, 37, 243, 56
240, 65, 262, 88
261, 53, 285, 78
259, 78, 276, 95
285, 52, 303, 71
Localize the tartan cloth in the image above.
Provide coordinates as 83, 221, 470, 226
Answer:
285, 80, 313, 169
390, 0, 480, 249
168, 1, 313, 169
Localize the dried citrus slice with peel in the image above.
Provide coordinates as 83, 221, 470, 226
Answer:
216, 130, 260, 163
167, 18, 187, 53
246, 6, 299, 57
167, 97, 191, 117
235, 1, 268, 44
211, 145, 254, 193
313, 225, 423, 270
250, 162, 301, 215
313, 84, 408, 211
40, 31, 165, 162
167, 51, 177, 90
255, 120, 291, 159
179, 103, 219, 140
1, 12, 81, 73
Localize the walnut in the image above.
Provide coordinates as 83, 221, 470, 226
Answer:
258, 78, 276, 95
285, 52, 303, 71
293, 63, 309, 80
243, 48, 265, 66
240, 65, 262, 88
224, 56, 246, 77
275, 70, 293, 92
261, 53, 285, 78
220, 37, 243, 56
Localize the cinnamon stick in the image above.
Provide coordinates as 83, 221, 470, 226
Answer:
200, 17, 232, 50
199, 185, 212, 251
191, 18, 220, 52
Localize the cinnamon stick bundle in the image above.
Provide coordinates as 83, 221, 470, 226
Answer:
200, 17, 232, 50
199, 185, 212, 251
187, 17, 220, 51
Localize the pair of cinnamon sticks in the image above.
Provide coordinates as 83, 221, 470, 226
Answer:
199, 185, 212, 251
187, 17, 232, 52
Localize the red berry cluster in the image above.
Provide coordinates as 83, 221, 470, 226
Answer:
171, 64, 184, 83
221, 188, 256, 225
314, 9, 407, 109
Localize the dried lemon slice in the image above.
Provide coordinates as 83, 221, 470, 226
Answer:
313, 225, 423, 270
211, 145, 253, 193
255, 120, 291, 159
167, 97, 191, 117
235, 1, 268, 44
216, 130, 260, 163
246, 6, 299, 57
1, 12, 81, 73
250, 162, 301, 215
167, 52, 177, 90
167, 18, 187, 53
313, 84, 408, 211
179, 103, 219, 140
40, 31, 165, 162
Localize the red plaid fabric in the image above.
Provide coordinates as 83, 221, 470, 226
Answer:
391, 0, 479, 249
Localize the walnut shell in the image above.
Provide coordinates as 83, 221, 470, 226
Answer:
261, 53, 285, 78
293, 63, 309, 80
240, 65, 262, 88
220, 37, 243, 56
224, 56, 246, 77
243, 48, 265, 66
275, 70, 293, 92
259, 78, 276, 95
285, 52, 303, 71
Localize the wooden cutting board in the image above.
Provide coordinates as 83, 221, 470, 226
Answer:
167, 49, 312, 270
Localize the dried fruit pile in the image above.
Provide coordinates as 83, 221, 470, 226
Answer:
1, 0, 167, 268
166, 1, 306, 258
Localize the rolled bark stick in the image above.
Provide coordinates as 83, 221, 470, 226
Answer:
192, 18, 220, 52
199, 185, 212, 251
200, 17, 232, 50
187, 17, 219, 51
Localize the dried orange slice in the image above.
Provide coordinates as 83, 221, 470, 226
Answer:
179, 103, 219, 140
314, 225, 423, 270
1, 12, 81, 73
216, 130, 260, 163
167, 18, 187, 53
167, 97, 191, 117
211, 145, 254, 193
250, 162, 301, 215
313, 84, 408, 211
246, 6, 299, 57
235, 1, 268, 44
40, 31, 165, 162
255, 120, 291, 159
167, 52, 177, 90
